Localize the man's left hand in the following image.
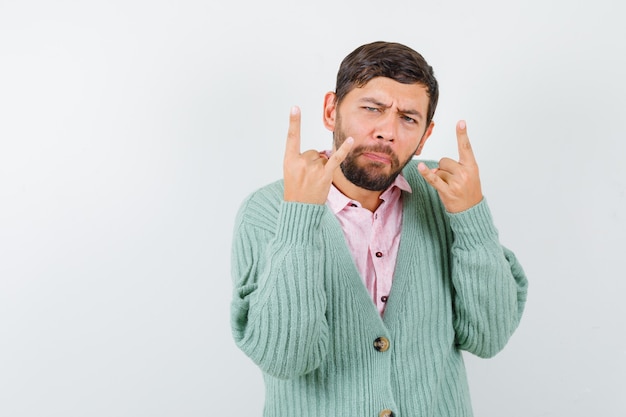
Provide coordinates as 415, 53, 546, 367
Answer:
417, 120, 483, 213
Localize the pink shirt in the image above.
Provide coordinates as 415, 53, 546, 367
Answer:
326, 175, 411, 315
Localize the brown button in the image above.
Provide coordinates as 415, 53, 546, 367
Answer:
375, 251, 383, 258
379, 409, 394, 417
373, 336, 390, 352
381, 295, 388, 303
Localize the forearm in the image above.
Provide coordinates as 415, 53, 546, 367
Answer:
448, 199, 529, 358
231, 201, 330, 378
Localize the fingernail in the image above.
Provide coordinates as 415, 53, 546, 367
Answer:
346, 137, 354, 144
459, 120, 466, 130
291, 106, 299, 115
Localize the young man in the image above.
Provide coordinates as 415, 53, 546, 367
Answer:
230, 41, 528, 417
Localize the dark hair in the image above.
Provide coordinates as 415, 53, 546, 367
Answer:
335, 41, 439, 127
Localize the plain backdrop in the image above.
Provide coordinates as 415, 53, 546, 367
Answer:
1, 0, 624, 416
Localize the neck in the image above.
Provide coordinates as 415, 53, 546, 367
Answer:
332, 169, 384, 212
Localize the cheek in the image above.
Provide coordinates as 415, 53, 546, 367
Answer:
346, 119, 376, 140
397, 132, 424, 155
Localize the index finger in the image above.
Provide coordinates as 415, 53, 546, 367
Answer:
456, 120, 477, 165
285, 106, 302, 158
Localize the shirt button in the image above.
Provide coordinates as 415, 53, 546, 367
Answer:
375, 251, 383, 258
373, 337, 390, 352
379, 409, 394, 417
381, 295, 388, 303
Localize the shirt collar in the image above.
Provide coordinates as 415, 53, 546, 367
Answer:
327, 172, 412, 215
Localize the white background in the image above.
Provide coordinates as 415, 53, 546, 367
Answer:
1, 0, 624, 415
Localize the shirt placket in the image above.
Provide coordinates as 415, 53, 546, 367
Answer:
370, 207, 392, 314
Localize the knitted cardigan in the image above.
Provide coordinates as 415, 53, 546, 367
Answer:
230, 160, 528, 417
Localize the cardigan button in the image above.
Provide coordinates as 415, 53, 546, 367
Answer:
373, 336, 390, 352
379, 409, 394, 417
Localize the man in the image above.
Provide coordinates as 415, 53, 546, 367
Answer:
230, 41, 528, 417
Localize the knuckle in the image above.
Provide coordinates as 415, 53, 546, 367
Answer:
425, 173, 438, 184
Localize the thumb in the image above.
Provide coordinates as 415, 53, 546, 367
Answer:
325, 137, 354, 173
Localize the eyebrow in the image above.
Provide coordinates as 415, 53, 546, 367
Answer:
359, 97, 424, 120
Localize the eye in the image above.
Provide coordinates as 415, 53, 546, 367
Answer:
363, 106, 380, 112
401, 115, 417, 124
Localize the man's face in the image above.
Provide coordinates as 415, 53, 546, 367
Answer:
325, 77, 433, 191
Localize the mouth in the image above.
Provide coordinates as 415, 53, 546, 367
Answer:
360, 152, 393, 164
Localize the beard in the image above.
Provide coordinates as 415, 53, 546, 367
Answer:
333, 118, 416, 192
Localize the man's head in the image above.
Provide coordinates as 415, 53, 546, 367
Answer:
323, 41, 438, 192
335, 41, 438, 128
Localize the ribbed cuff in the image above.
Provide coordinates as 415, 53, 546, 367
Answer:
447, 198, 499, 247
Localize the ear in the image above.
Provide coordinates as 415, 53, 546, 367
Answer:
323, 92, 338, 132
414, 121, 435, 156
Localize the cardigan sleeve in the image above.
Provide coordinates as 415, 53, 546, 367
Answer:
230, 196, 330, 379
446, 199, 528, 358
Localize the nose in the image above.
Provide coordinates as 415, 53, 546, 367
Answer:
375, 112, 396, 142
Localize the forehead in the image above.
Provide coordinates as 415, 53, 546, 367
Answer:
345, 76, 430, 111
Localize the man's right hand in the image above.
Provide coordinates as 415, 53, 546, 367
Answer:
283, 106, 354, 204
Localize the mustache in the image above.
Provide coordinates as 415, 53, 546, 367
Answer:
352, 143, 394, 157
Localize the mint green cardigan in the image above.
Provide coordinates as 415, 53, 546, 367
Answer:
231, 160, 528, 417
